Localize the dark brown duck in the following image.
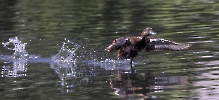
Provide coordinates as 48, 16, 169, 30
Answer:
105, 27, 191, 62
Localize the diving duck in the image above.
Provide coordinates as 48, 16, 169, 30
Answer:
105, 27, 191, 63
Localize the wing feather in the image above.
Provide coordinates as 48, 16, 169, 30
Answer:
146, 38, 191, 52
105, 37, 128, 53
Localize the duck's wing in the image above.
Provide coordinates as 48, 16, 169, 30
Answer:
105, 37, 129, 53
145, 38, 191, 52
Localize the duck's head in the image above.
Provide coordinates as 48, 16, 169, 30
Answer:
141, 27, 157, 37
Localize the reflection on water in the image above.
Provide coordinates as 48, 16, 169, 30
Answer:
110, 70, 188, 99
195, 60, 219, 100
195, 69, 219, 100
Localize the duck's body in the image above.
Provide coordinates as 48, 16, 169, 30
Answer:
105, 28, 190, 62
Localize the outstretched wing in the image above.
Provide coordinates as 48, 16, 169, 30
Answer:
105, 37, 128, 53
145, 38, 191, 52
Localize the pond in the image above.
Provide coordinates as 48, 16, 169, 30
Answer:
1, 0, 219, 100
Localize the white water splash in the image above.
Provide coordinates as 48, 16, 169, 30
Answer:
88, 59, 133, 71
50, 39, 80, 86
2, 37, 28, 55
1, 37, 28, 77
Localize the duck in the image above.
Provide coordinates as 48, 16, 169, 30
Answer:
105, 27, 191, 64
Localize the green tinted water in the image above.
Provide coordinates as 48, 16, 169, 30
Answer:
1, 0, 219, 100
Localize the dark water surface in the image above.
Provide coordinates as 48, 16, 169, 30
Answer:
1, 0, 219, 100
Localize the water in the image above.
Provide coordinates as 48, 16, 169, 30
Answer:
1, 0, 219, 100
